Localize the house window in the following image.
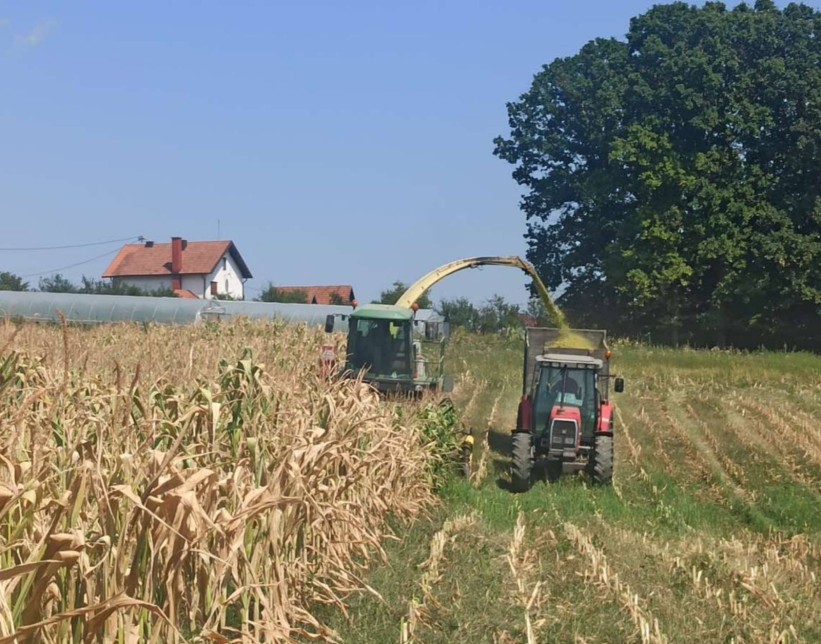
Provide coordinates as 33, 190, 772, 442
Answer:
210, 281, 218, 296
222, 257, 227, 271
224, 279, 229, 293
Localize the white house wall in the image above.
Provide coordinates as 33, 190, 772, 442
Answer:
182, 275, 208, 297
111, 252, 246, 299
204, 254, 245, 300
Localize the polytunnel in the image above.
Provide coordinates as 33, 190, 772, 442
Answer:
0, 291, 352, 331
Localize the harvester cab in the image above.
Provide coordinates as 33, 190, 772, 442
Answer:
511, 328, 624, 492
325, 304, 452, 395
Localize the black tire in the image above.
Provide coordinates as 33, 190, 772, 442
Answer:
510, 432, 533, 492
590, 434, 614, 485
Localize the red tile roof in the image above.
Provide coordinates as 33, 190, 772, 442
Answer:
519, 313, 539, 328
276, 285, 356, 305
173, 289, 200, 299
103, 240, 252, 279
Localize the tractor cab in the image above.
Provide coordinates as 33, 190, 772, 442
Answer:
531, 354, 603, 456
511, 327, 624, 492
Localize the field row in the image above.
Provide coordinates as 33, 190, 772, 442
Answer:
331, 335, 820, 643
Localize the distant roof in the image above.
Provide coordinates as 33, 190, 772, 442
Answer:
103, 240, 252, 279
276, 285, 355, 305
173, 289, 199, 299
351, 304, 413, 321
519, 313, 538, 327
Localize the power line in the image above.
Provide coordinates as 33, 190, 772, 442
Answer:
20, 248, 122, 279
0, 235, 143, 252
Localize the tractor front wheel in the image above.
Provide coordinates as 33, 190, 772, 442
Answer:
590, 434, 614, 485
510, 432, 533, 492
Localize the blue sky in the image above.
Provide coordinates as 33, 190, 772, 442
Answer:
2, 1, 814, 305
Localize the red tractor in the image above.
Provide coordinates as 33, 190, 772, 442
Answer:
511, 328, 624, 492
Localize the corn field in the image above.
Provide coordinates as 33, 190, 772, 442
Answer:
325, 333, 821, 643
0, 319, 442, 642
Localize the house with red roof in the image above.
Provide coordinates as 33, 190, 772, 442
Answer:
275, 285, 356, 305
103, 237, 253, 300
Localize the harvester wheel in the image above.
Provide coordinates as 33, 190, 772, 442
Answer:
590, 434, 614, 485
510, 432, 533, 492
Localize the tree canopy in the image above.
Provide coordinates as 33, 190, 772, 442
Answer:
437, 295, 529, 333
38, 274, 78, 293
494, 0, 821, 349
377, 281, 433, 309
438, 297, 481, 331
256, 285, 308, 304
34, 274, 174, 297
0, 272, 29, 292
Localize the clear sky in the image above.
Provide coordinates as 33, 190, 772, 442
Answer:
2, 1, 814, 306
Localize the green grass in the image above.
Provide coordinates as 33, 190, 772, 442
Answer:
319, 335, 821, 643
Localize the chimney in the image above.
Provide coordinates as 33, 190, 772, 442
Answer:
171, 236, 183, 274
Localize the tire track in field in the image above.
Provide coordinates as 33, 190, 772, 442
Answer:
675, 407, 754, 505
562, 522, 668, 644
400, 512, 478, 643
632, 393, 716, 489
643, 393, 743, 506
597, 523, 806, 641
611, 404, 654, 500
721, 396, 821, 490
501, 512, 542, 644
683, 402, 752, 491
732, 396, 821, 474
697, 392, 821, 493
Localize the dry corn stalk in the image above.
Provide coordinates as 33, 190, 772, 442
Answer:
0, 320, 441, 642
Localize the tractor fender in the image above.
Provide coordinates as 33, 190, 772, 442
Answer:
597, 401, 615, 434
516, 395, 533, 431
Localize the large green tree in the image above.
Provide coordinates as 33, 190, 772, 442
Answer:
477, 295, 523, 334
38, 274, 78, 293
495, 0, 821, 348
0, 272, 28, 291
437, 297, 481, 331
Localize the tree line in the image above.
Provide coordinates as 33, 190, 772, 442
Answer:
0, 272, 175, 297
260, 279, 544, 333
494, 0, 821, 350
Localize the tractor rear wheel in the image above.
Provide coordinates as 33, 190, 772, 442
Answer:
510, 432, 533, 492
590, 434, 614, 485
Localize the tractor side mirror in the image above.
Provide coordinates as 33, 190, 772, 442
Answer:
324, 315, 335, 333
614, 377, 625, 393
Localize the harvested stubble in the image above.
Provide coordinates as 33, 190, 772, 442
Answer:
0, 319, 438, 642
